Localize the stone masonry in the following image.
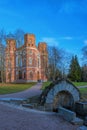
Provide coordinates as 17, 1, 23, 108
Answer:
40, 80, 80, 110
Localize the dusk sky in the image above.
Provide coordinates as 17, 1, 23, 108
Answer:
0, 0, 87, 62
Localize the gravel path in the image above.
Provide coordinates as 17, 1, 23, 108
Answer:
0, 83, 42, 99
0, 83, 85, 130
0, 83, 87, 99
0, 103, 79, 130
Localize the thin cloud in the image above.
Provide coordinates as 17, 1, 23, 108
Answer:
58, 1, 87, 14
58, 36, 84, 40
41, 37, 59, 46
60, 36, 73, 40
59, 2, 76, 14
84, 40, 87, 45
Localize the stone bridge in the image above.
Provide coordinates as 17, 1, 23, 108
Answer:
40, 80, 80, 111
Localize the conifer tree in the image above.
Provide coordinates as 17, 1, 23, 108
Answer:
68, 55, 81, 81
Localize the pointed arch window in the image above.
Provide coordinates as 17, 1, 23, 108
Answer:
29, 57, 32, 65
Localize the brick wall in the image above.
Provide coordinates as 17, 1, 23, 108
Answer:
5, 34, 48, 83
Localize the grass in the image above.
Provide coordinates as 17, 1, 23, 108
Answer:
42, 81, 51, 90
79, 87, 87, 93
42, 81, 87, 90
42, 81, 87, 97
0, 82, 36, 94
73, 82, 87, 87
79, 88, 87, 99
72, 82, 87, 99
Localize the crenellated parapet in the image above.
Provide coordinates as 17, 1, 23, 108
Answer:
6, 39, 16, 49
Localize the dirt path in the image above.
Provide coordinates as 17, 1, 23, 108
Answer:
0, 103, 79, 130
0, 83, 42, 99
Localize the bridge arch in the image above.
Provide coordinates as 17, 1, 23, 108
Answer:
40, 80, 80, 110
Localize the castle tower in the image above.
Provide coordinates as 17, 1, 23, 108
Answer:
24, 34, 41, 82
5, 33, 48, 83
38, 42, 48, 81
6, 39, 16, 83
24, 34, 36, 47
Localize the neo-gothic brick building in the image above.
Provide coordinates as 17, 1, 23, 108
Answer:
5, 34, 48, 83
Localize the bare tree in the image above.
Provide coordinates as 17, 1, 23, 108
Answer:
82, 45, 87, 64
0, 43, 5, 82
47, 46, 62, 81
59, 50, 72, 79
6, 32, 15, 39
6, 29, 25, 48
81, 46, 87, 81
0, 29, 6, 83
81, 64, 87, 81
14, 29, 25, 47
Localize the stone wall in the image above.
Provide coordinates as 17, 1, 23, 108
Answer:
40, 79, 80, 110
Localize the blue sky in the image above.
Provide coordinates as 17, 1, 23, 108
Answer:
0, 0, 87, 62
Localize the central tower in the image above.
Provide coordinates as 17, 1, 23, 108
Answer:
24, 34, 41, 82
24, 34, 36, 47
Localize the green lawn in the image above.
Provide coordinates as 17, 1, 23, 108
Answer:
42, 81, 87, 90
0, 82, 36, 94
79, 87, 87, 92
42, 81, 51, 90
79, 88, 87, 99
42, 81, 87, 92
73, 82, 87, 87
72, 82, 87, 98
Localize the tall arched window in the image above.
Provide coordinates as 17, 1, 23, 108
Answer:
16, 55, 22, 67
16, 55, 18, 67
29, 57, 32, 65
17, 55, 22, 67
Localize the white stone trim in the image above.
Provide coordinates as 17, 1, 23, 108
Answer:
25, 47, 39, 52
46, 81, 80, 104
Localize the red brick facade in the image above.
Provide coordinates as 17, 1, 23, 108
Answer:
5, 34, 48, 83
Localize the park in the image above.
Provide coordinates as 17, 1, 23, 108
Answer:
0, 0, 87, 130
0, 32, 87, 130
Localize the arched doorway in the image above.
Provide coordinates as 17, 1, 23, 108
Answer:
53, 90, 74, 110
30, 72, 33, 80
8, 72, 11, 82
37, 71, 39, 81
19, 71, 22, 79
24, 72, 26, 79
